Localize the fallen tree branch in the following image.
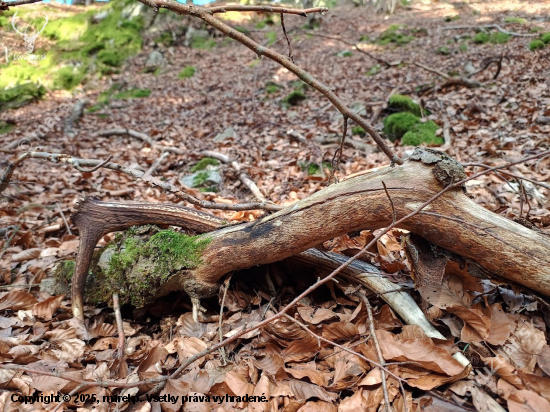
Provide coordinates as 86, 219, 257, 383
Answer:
206, 4, 328, 16
442, 24, 537, 37
414, 62, 484, 89
137, 0, 402, 165
95, 128, 186, 155
0, 151, 281, 212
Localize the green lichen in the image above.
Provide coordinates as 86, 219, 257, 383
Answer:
383, 112, 420, 141
92, 227, 211, 307
401, 121, 443, 146
191, 157, 219, 172
504, 16, 527, 24
0, 122, 14, 134
388, 94, 424, 117
178, 66, 196, 79
529, 40, 545, 51
352, 126, 366, 136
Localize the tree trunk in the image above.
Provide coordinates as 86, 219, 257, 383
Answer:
71, 148, 550, 317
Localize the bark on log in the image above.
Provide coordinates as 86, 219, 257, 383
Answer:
71, 148, 550, 319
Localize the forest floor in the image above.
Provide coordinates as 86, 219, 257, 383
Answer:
0, 0, 550, 411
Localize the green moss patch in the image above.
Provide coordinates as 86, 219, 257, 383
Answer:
402, 121, 442, 146
0, 122, 15, 134
383, 112, 442, 146
191, 157, 219, 172
0, 83, 46, 111
113, 88, 151, 99
529, 40, 545, 51
473, 31, 510, 44
388, 94, 424, 117
504, 16, 527, 24
377, 25, 415, 46
352, 126, 366, 137
191, 36, 217, 50
91, 227, 211, 307
540, 32, 550, 44
178, 66, 196, 79
283, 90, 306, 106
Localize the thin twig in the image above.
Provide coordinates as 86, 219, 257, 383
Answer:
358, 293, 391, 412
206, 4, 328, 16
414, 62, 483, 88
382, 181, 396, 224
218, 275, 232, 365
144, 151, 170, 176
280, 14, 294, 63
462, 162, 550, 191
329, 116, 348, 184
95, 129, 186, 155
113, 293, 125, 362
0, 225, 20, 261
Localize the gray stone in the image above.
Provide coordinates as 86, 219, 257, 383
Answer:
213, 127, 236, 142
145, 50, 165, 71
181, 169, 222, 188
185, 27, 210, 47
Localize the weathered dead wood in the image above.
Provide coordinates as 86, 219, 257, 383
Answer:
183, 150, 550, 300
72, 148, 550, 321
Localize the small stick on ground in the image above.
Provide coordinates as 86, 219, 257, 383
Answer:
96, 129, 186, 155
144, 151, 170, 176
414, 62, 483, 89
218, 275, 232, 365
200, 150, 269, 202
113, 293, 125, 362
358, 293, 392, 412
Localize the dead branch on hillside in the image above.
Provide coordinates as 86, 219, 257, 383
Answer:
95, 128, 186, 155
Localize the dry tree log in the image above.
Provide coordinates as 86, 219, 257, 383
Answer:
71, 149, 550, 319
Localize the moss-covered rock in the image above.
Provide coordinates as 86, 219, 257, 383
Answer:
540, 32, 550, 44
352, 126, 366, 136
283, 90, 306, 106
